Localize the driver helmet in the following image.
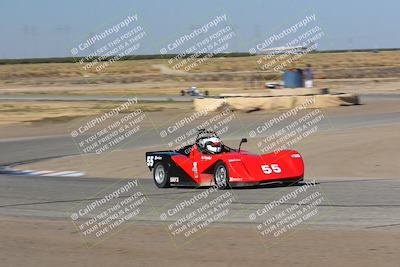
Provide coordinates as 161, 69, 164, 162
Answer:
199, 137, 222, 154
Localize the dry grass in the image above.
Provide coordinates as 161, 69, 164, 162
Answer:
0, 51, 399, 97
1, 51, 400, 77
0, 101, 192, 125
0, 51, 399, 87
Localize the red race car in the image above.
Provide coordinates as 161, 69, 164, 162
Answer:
145, 130, 304, 189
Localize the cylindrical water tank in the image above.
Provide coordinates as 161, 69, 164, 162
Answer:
283, 69, 303, 88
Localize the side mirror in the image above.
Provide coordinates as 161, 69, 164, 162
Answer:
239, 138, 247, 151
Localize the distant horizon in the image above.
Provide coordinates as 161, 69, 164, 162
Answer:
1, 47, 399, 62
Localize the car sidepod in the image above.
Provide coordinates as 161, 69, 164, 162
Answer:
146, 151, 198, 186
225, 150, 304, 184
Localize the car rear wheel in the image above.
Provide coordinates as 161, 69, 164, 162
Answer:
153, 162, 170, 188
214, 162, 229, 189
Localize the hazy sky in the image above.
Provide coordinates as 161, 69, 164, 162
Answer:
0, 0, 398, 59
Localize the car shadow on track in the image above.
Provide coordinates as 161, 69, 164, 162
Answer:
169, 181, 319, 190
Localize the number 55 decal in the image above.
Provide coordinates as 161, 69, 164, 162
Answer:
261, 164, 282, 174
146, 156, 154, 167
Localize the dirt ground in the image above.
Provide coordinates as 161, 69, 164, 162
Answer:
0, 217, 399, 267
0, 77, 399, 97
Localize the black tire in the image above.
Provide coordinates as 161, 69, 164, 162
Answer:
213, 162, 229, 189
180, 90, 185, 96
153, 162, 170, 188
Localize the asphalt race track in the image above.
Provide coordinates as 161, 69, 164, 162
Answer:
0, 95, 399, 230
0, 174, 399, 230
1, 95, 399, 166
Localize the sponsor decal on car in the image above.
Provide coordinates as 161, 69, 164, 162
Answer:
170, 177, 179, 183
229, 177, 243, 182
192, 162, 199, 178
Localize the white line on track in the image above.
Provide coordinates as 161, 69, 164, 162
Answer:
1, 167, 85, 177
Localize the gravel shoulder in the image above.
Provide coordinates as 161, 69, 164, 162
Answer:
1, 217, 399, 267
